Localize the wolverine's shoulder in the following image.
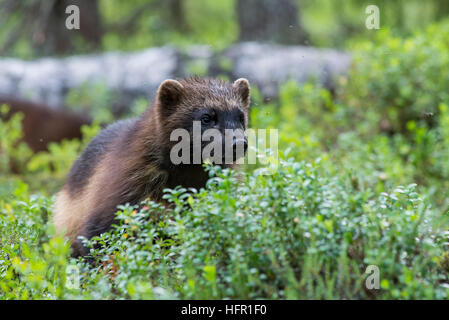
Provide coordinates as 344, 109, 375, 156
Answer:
66, 118, 138, 195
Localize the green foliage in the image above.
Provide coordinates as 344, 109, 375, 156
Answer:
22, 122, 101, 195
0, 105, 33, 174
156, 163, 447, 299
2, 19, 449, 300
100, 0, 237, 52
65, 82, 115, 123
336, 22, 449, 207
0, 104, 101, 195
249, 21, 449, 209
301, 0, 449, 48
3, 0, 448, 58
1, 162, 448, 299
27, 124, 101, 176
344, 23, 449, 135
0, 182, 71, 299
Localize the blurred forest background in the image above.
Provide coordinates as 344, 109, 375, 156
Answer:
1, 0, 448, 57
2, 0, 449, 300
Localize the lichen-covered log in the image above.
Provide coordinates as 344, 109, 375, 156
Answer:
0, 43, 351, 111
215, 42, 352, 99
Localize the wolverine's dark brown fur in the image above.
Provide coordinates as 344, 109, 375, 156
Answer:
53, 77, 251, 257
0, 97, 92, 153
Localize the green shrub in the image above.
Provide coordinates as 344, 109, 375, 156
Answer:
27, 123, 101, 176
65, 82, 115, 123
0, 182, 71, 299
334, 21, 449, 206
0, 105, 33, 174
247, 21, 449, 209
63, 161, 448, 299
0, 105, 101, 194
343, 22, 449, 135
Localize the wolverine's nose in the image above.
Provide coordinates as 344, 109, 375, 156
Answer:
233, 137, 248, 159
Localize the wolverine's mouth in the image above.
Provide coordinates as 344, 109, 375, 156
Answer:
205, 137, 248, 164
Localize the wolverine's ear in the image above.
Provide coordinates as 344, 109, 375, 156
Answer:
233, 78, 250, 109
157, 79, 184, 112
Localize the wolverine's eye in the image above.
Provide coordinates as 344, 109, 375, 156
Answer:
201, 114, 212, 125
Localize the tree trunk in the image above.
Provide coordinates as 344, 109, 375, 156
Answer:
236, 0, 307, 45
164, 0, 189, 32
0, 0, 104, 56
36, 0, 104, 55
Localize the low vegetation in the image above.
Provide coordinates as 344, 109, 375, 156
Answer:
1, 21, 449, 299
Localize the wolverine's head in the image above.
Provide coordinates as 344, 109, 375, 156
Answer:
155, 77, 251, 166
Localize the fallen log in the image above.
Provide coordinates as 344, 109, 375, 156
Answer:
0, 97, 92, 152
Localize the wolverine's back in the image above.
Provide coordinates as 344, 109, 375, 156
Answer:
53, 119, 137, 244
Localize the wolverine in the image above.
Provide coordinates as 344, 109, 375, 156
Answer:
53, 77, 251, 257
